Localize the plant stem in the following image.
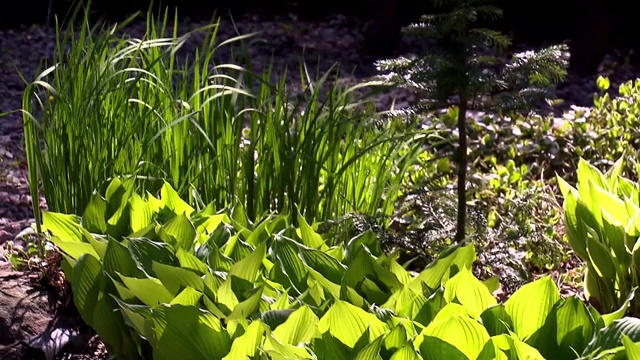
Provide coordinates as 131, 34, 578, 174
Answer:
455, 92, 468, 243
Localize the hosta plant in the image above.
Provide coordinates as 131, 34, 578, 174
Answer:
559, 157, 640, 316
43, 177, 640, 359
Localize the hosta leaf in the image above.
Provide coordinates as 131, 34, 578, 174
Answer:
384, 324, 409, 351
583, 317, 640, 355
477, 334, 545, 360
444, 266, 497, 319
318, 300, 388, 348
128, 192, 153, 233
127, 237, 179, 277
411, 288, 447, 327
152, 304, 231, 360
118, 274, 174, 306
308, 268, 341, 300
273, 236, 309, 294
353, 334, 384, 360
272, 306, 319, 346
418, 336, 469, 360
227, 285, 264, 320
577, 159, 608, 196
175, 247, 208, 274
296, 210, 327, 250
419, 308, 490, 360
298, 243, 347, 284
152, 261, 205, 294
103, 238, 141, 279
72, 253, 102, 329
82, 191, 108, 233
162, 212, 197, 251
229, 242, 266, 282
160, 181, 194, 217
43, 211, 83, 243
622, 334, 640, 360
390, 343, 420, 360
602, 290, 636, 327
410, 242, 475, 292
52, 237, 100, 262
263, 333, 314, 359
554, 297, 596, 357
557, 177, 588, 261
223, 320, 267, 359
591, 182, 628, 226
197, 213, 228, 236
480, 305, 513, 337
586, 231, 617, 281
505, 276, 560, 340
313, 332, 351, 360
170, 287, 203, 306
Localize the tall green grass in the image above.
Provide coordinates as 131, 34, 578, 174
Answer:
22, 8, 425, 229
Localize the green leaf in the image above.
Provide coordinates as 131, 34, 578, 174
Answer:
127, 237, 179, 276
152, 304, 231, 360
410, 242, 475, 292
296, 210, 327, 250
160, 181, 194, 217
223, 320, 267, 359
480, 305, 513, 337
129, 192, 153, 233
556, 297, 596, 354
162, 212, 197, 251
52, 237, 100, 262
477, 334, 545, 360
171, 287, 203, 306
72, 253, 103, 330
353, 334, 384, 360
43, 211, 83, 242
263, 333, 315, 359
419, 336, 469, 360
298, 243, 347, 284
597, 76, 610, 91
176, 247, 208, 274
390, 343, 420, 360
318, 300, 389, 348
152, 261, 205, 294
586, 234, 617, 282
583, 317, 640, 356
622, 334, 640, 360
118, 274, 174, 306
272, 305, 319, 345
505, 276, 560, 340
82, 191, 108, 233
419, 306, 490, 360
102, 237, 141, 279
273, 236, 309, 294
229, 242, 266, 282
444, 266, 497, 319
227, 285, 264, 320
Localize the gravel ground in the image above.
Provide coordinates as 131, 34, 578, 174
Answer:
2, 12, 640, 245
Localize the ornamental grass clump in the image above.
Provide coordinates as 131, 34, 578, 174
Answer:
21, 7, 424, 231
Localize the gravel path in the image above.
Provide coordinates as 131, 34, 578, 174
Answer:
1, 12, 639, 245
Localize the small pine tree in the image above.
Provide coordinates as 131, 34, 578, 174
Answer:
375, 0, 568, 243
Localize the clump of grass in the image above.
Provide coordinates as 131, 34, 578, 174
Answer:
21, 6, 426, 231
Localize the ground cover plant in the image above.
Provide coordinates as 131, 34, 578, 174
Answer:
40, 177, 640, 359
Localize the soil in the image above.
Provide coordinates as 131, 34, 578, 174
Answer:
0, 12, 638, 359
